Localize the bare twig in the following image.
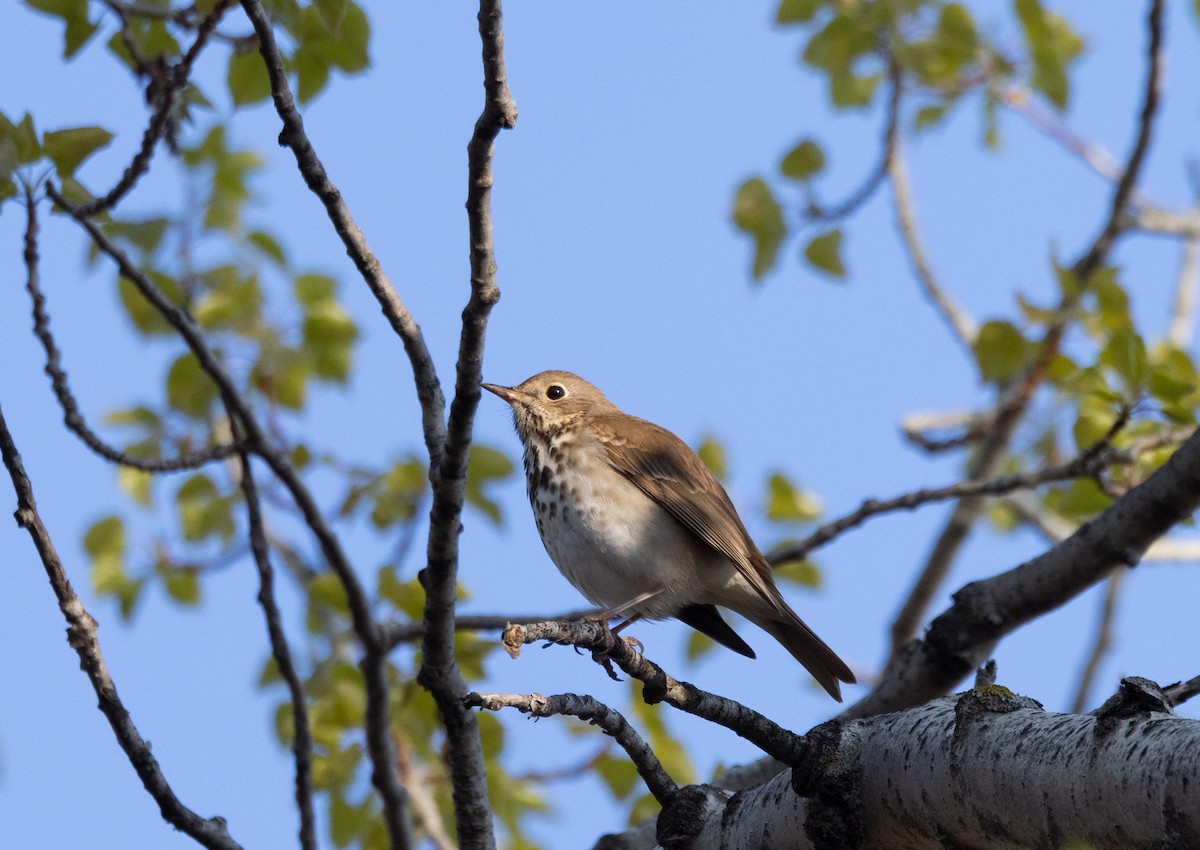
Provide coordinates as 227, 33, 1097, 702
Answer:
395, 738, 455, 850
234, 448, 316, 850
416, 3, 517, 847
1164, 674, 1200, 708
238, 0, 447, 469
465, 691, 679, 805
772, 424, 1126, 565
502, 621, 807, 765
381, 607, 598, 649
901, 409, 988, 453
79, 0, 234, 215
0, 404, 244, 850
1070, 568, 1126, 714
1133, 207, 1200, 237
805, 51, 901, 223
1168, 237, 1199, 348
887, 139, 976, 348
24, 187, 240, 472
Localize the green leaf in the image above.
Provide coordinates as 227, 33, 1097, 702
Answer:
368, 458, 426, 529
1015, 0, 1084, 110
85, 515, 142, 618
775, 0, 821, 24
465, 444, 515, 525
295, 273, 337, 308
194, 265, 263, 332
775, 559, 822, 588
1099, 327, 1147, 392
685, 629, 718, 661
314, 0, 348, 30
732, 177, 786, 280
595, 752, 640, 800
248, 230, 288, 267
117, 466, 153, 507
227, 49, 272, 106
378, 570, 425, 620
176, 474, 235, 543
803, 229, 845, 278
162, 567, 201, 605
0, 112, 42, 164
695, 435, 726, 480
914, 103, 950, 131
43, 126, 112, 176
24, 0, 98, 57
304, 303, 359, 381
117, 270, 185, 336
166, 352, 219, 418
1072, 395, 1118, 450
972, 320, 1032, 383
296, 46, 332, 104
308, 572, 350, 616
780, 139, 824, 181
766, 473, 821, 522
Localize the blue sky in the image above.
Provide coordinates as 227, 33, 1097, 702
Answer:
2, 2, 1199, 848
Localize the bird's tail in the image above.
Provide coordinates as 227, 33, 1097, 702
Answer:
747, 610, 856, 702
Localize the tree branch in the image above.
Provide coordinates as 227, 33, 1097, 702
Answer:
502, 621, 807, 765
416, 3, 517, 847
234, 449, 317, 850
45, 181, 413, 848
0, 404, 244, 850
464, 691, 679, 805
847, 424, 1200, 720
1168, 235, 1199, 348
24, 187, 240, 471
381, 607, 599, 649
238, 0, 447, 468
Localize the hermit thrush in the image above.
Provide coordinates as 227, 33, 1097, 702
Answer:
483, 370, 855, 701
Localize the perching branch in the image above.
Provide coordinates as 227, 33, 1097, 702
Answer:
0, 404, 244, 850
502, 621, 807, 765
23, 186, 240, 472
381, 607, 599, 649
464, 691, 679, 805
238, 0, 447, 469
416, 3, 517, 847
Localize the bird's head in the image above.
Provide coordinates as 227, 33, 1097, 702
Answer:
483, 371, 617, 443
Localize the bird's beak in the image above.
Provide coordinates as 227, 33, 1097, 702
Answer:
481, 383, 522, 405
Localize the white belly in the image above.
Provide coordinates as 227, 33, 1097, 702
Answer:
527, 446, 729, 618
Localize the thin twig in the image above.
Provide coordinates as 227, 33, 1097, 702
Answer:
465, 691, 679, 805
887, 139, 976, 348
502, 621, 807, 766
24, 186, 240, 471
771, 427, 1127, 565
382, 607, 599, 649
1168, 237, 1199, 348
78, 0, 234, 215
395, 738, 455, 850
0, 404, 244, 850
805, 51, 901, 223
1163, 674, 1200, 708
238, 0, 447, 469
235, 448, 316, 850
1070, 568, 1126, 714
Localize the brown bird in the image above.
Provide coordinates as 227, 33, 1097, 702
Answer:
483, 370, 855, 701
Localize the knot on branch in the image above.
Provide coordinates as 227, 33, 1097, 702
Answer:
1094, 676, 1173, 738
655, 784, 727, 850
792, 720, 865, 850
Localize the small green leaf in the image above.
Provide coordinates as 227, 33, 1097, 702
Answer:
0, 112, 42, 164
308, 572, 350, 615
1099, 327, 1147, 392
304, 303, 359, 381
685, 629, 718, 661
24, 0, 98, 57
732, 177, 786, 280
972, 320, 1032, 383
595, 752, 640, 800
227, 49, 272, 106
1015, 0, 1085, 110
85, 515, 142, 618
162, 567, 201, 605
117, 466, 153, 507
166, 352, 219, 418
1072, 395, 1118, 450
378, 570, 425, 620
465, 444, 515, 525
803, 229, 845, 278
775, 0, 821, 24
43, 126, 112, 176
248, 230, 288, 266
775, 559, 822, 588
695, 436, 726, 480
295, 273, 337, 308
780, 139, 824, 181
914, 103, 950, 130
176, 474, 235, 543
766, 473, 822, 522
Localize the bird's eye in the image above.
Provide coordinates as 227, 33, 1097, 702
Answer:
546, 385, 566, 400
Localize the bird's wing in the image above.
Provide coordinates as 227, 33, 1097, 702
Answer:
591, 414, 784, 613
